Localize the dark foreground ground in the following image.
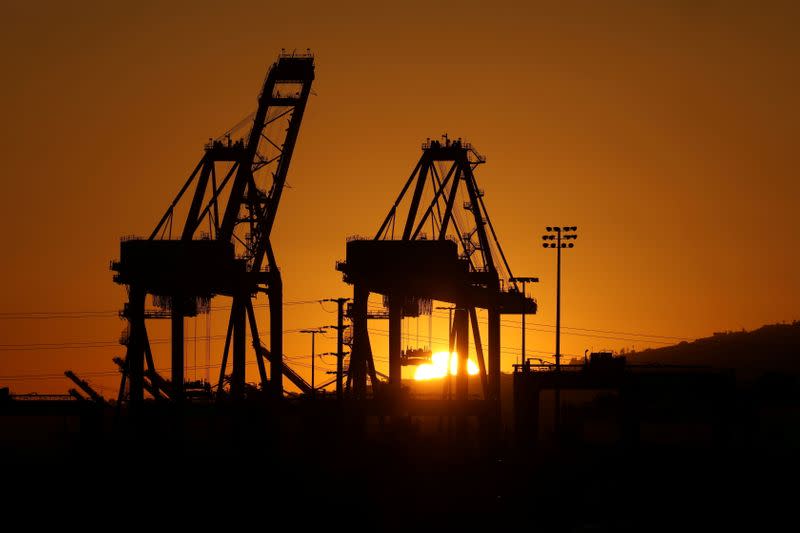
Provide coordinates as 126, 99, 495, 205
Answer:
2, 403, 797, 532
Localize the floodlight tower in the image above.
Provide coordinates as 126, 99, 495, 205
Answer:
541, 226, 577, 371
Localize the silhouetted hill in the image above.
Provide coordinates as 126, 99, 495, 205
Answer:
628, 321, 800, 380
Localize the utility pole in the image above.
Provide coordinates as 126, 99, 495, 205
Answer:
321, 298, 350, 401
510, 276, 539, 368
542, 225, 577, 436
300, 328, 326, 399
435, 305, 456, 400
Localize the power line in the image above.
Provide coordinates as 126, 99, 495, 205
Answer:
0, 327, 317, 352
0, 299, 321, 320
365, 327, 573, 360
0, 339, 551, 385
0, 315, 674, 355
429, 310, 691, 344
0, 351, 330, 382
0, 301, 690, 344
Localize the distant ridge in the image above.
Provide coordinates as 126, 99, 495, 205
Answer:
628, 321, 800, 380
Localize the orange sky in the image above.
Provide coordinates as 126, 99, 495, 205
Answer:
1, 1, 798, 395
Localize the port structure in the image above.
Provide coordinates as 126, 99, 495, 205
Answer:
111, 51, 314, 405
337, 135, 537, 413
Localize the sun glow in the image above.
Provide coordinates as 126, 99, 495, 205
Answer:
413, 351, 479, 381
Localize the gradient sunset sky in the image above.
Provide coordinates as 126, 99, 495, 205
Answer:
1, 1, 798, 394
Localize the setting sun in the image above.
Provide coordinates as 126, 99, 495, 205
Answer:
413, 351, 479, 381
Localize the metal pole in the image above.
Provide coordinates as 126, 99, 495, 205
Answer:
322, 298, 350, 401
269, 276, 283, 399
389, 295, 403, 394
301, 328, 326, 399
127, 287, 145, 405
455, 307, 469, 401
521, 280, 526, 367
511, 276, 538, 371
556, 230, 561, 372
555, 229, 562, 438
231, 297, 246, 401
311, 331, 315, 399
435, 305, 457, 401
448, 307, 453, 401
171, 300, 184, 403
543, 225, 577, 439
488, 307, 501, 403
336, 299, 344, 401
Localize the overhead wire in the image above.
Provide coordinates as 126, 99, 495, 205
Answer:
0, 298, 690, 385
0, 298, 322, 321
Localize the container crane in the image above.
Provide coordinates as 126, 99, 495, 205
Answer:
338, 135, 537, 412
112, 50, 315, 404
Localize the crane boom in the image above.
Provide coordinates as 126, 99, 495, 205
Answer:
111, 51, 315, 404
219, 53, 315, 273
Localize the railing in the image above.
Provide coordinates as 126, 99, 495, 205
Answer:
513, 362, 721, 374
501, 286, 537, 302
279, 48, 314, 59
11, 394, 76, 401
468, 147, 486, 164
513, 362, 563, 373
421, 138, 473, 151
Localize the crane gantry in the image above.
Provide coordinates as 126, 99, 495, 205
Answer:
338, 135, 537, 413
112, 51, 315, 405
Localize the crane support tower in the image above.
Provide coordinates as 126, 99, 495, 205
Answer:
337, 135, 536, 414
112, 50, 314, 405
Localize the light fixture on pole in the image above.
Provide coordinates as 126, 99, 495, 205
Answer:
541, 226, 577, 372
542, 226, 577, 436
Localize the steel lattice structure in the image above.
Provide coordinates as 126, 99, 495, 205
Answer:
112, 51, 315, 404
338, 135, 537, 411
